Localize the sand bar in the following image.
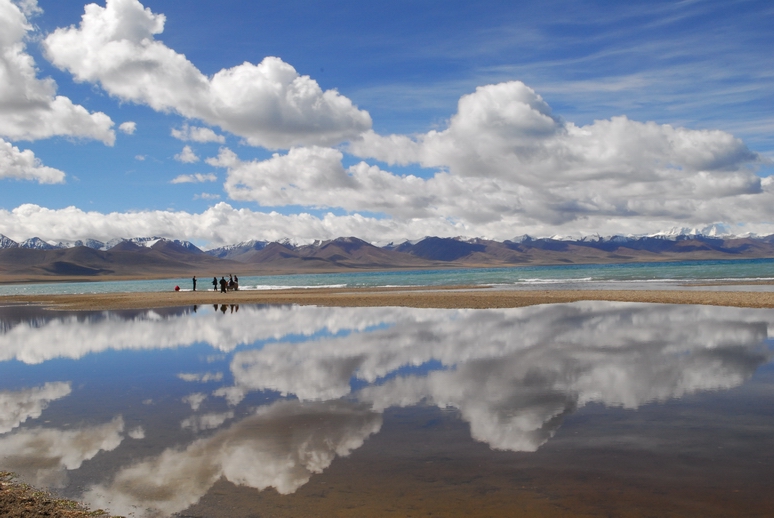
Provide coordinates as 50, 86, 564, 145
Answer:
4, 285, 774, 310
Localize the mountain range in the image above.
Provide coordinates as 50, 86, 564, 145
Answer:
2, 231, 774, 282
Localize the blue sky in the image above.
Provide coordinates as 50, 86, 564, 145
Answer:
0, 0, 772, 247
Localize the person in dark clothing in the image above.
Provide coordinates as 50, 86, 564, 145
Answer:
192, 276, 197, 291
212, 277, 217, 291
233, 275, 239, 291
228, 274, 234, 291
219, 277, 227, 293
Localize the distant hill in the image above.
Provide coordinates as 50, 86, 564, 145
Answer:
0, 239, 240, 282
2, 232, 774, 282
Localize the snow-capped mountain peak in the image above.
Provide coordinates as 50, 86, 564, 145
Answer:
20, 237, 56, 250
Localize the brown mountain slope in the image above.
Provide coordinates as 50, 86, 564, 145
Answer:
0, 245, 244, 282
298, 237, 432, 267
229, 238, 435, 270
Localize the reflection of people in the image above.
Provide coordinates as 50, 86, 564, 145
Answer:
192, 276, 197, 291
219, 277, 227, 293
220, 304, 228, 314
212, 277, 217, 291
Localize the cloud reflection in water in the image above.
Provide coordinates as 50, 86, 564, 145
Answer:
0, 382, 71, 434
85, 400, 382, 517
223, 303, 772, 451
0, 416, 126, 488
0, 302, 772, 516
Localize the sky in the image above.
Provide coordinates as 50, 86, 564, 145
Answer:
0, 0, 772, 248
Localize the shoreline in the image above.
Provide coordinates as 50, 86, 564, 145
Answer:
4, 285, 774, 310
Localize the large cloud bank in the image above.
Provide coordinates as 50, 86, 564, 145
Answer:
213, 81, 768, 240
0, 202, 466, 247
42, 0, 371, 149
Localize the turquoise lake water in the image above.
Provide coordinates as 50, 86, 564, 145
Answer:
2, 257, 774, 296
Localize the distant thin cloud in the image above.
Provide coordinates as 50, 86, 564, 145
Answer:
193, 192, 221, 200
171, 124, 225, 144
171, 173, 217, 184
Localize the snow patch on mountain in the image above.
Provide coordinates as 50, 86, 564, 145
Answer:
0, 234, 19, 249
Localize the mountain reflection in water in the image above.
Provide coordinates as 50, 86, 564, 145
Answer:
0, 302, 773, 517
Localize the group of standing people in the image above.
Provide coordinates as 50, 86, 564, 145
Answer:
213, 274, 238, 292
190, 275, 239, 292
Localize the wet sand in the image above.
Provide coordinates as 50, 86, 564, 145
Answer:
4, 285, 774, 310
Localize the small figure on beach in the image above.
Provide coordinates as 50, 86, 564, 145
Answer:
212, 277, 217, 291
233, 275, 239, 291
220, 277, 227, 293
228, 275, 234, 291
192, 276, 197, 291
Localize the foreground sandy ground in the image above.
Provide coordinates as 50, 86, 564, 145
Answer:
0, 472, 115, 518
4, 285, 774, 310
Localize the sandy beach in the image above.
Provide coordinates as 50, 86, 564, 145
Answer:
4, 285, 774, 311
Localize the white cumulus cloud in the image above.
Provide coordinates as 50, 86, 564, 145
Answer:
0, 139, 66, 183
118, 121, 136, 134
43, 0, 371, 149
174, 145, 199, 163
0, 0, 114, 144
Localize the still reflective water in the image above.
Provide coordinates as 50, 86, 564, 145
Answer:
1, 302, 773, 516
